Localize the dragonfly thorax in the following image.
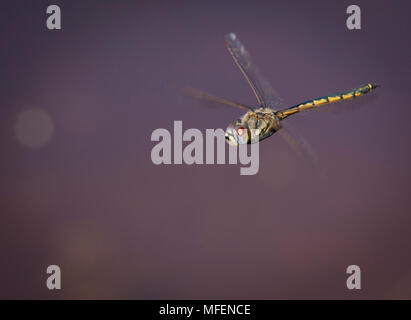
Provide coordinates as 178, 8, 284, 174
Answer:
225, 107, 281, 145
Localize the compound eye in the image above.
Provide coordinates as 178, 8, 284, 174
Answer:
237, 126, 245, 136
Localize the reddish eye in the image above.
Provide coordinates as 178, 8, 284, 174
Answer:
237, 126, 245, 136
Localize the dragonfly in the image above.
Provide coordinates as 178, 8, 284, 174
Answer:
185, 32, 379, 146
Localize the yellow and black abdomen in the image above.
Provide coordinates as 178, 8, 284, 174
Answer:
277, 83, 379, 119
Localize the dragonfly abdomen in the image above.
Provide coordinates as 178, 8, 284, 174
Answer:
276, 83, 379, 119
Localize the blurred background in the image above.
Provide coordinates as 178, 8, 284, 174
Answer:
1, 0, 411, 299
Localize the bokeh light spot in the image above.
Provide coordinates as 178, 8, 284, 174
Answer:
14, 108, 54, 149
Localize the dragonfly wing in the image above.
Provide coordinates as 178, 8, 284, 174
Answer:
279, 121, 326, 178
225, 33, 284, 110
181, 85, 251, 112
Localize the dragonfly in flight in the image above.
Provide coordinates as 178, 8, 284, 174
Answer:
185, 32, 379, 146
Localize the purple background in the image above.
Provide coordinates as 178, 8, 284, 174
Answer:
1, 0, 411, 299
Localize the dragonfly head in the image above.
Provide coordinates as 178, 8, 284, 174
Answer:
225, 123, 248, 146
225, 110, 281, 145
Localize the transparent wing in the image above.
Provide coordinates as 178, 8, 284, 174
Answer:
225, 33, 284, 110
181, 85, 251, 112
279, 123, 317, 164
279, 121, 326, 179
